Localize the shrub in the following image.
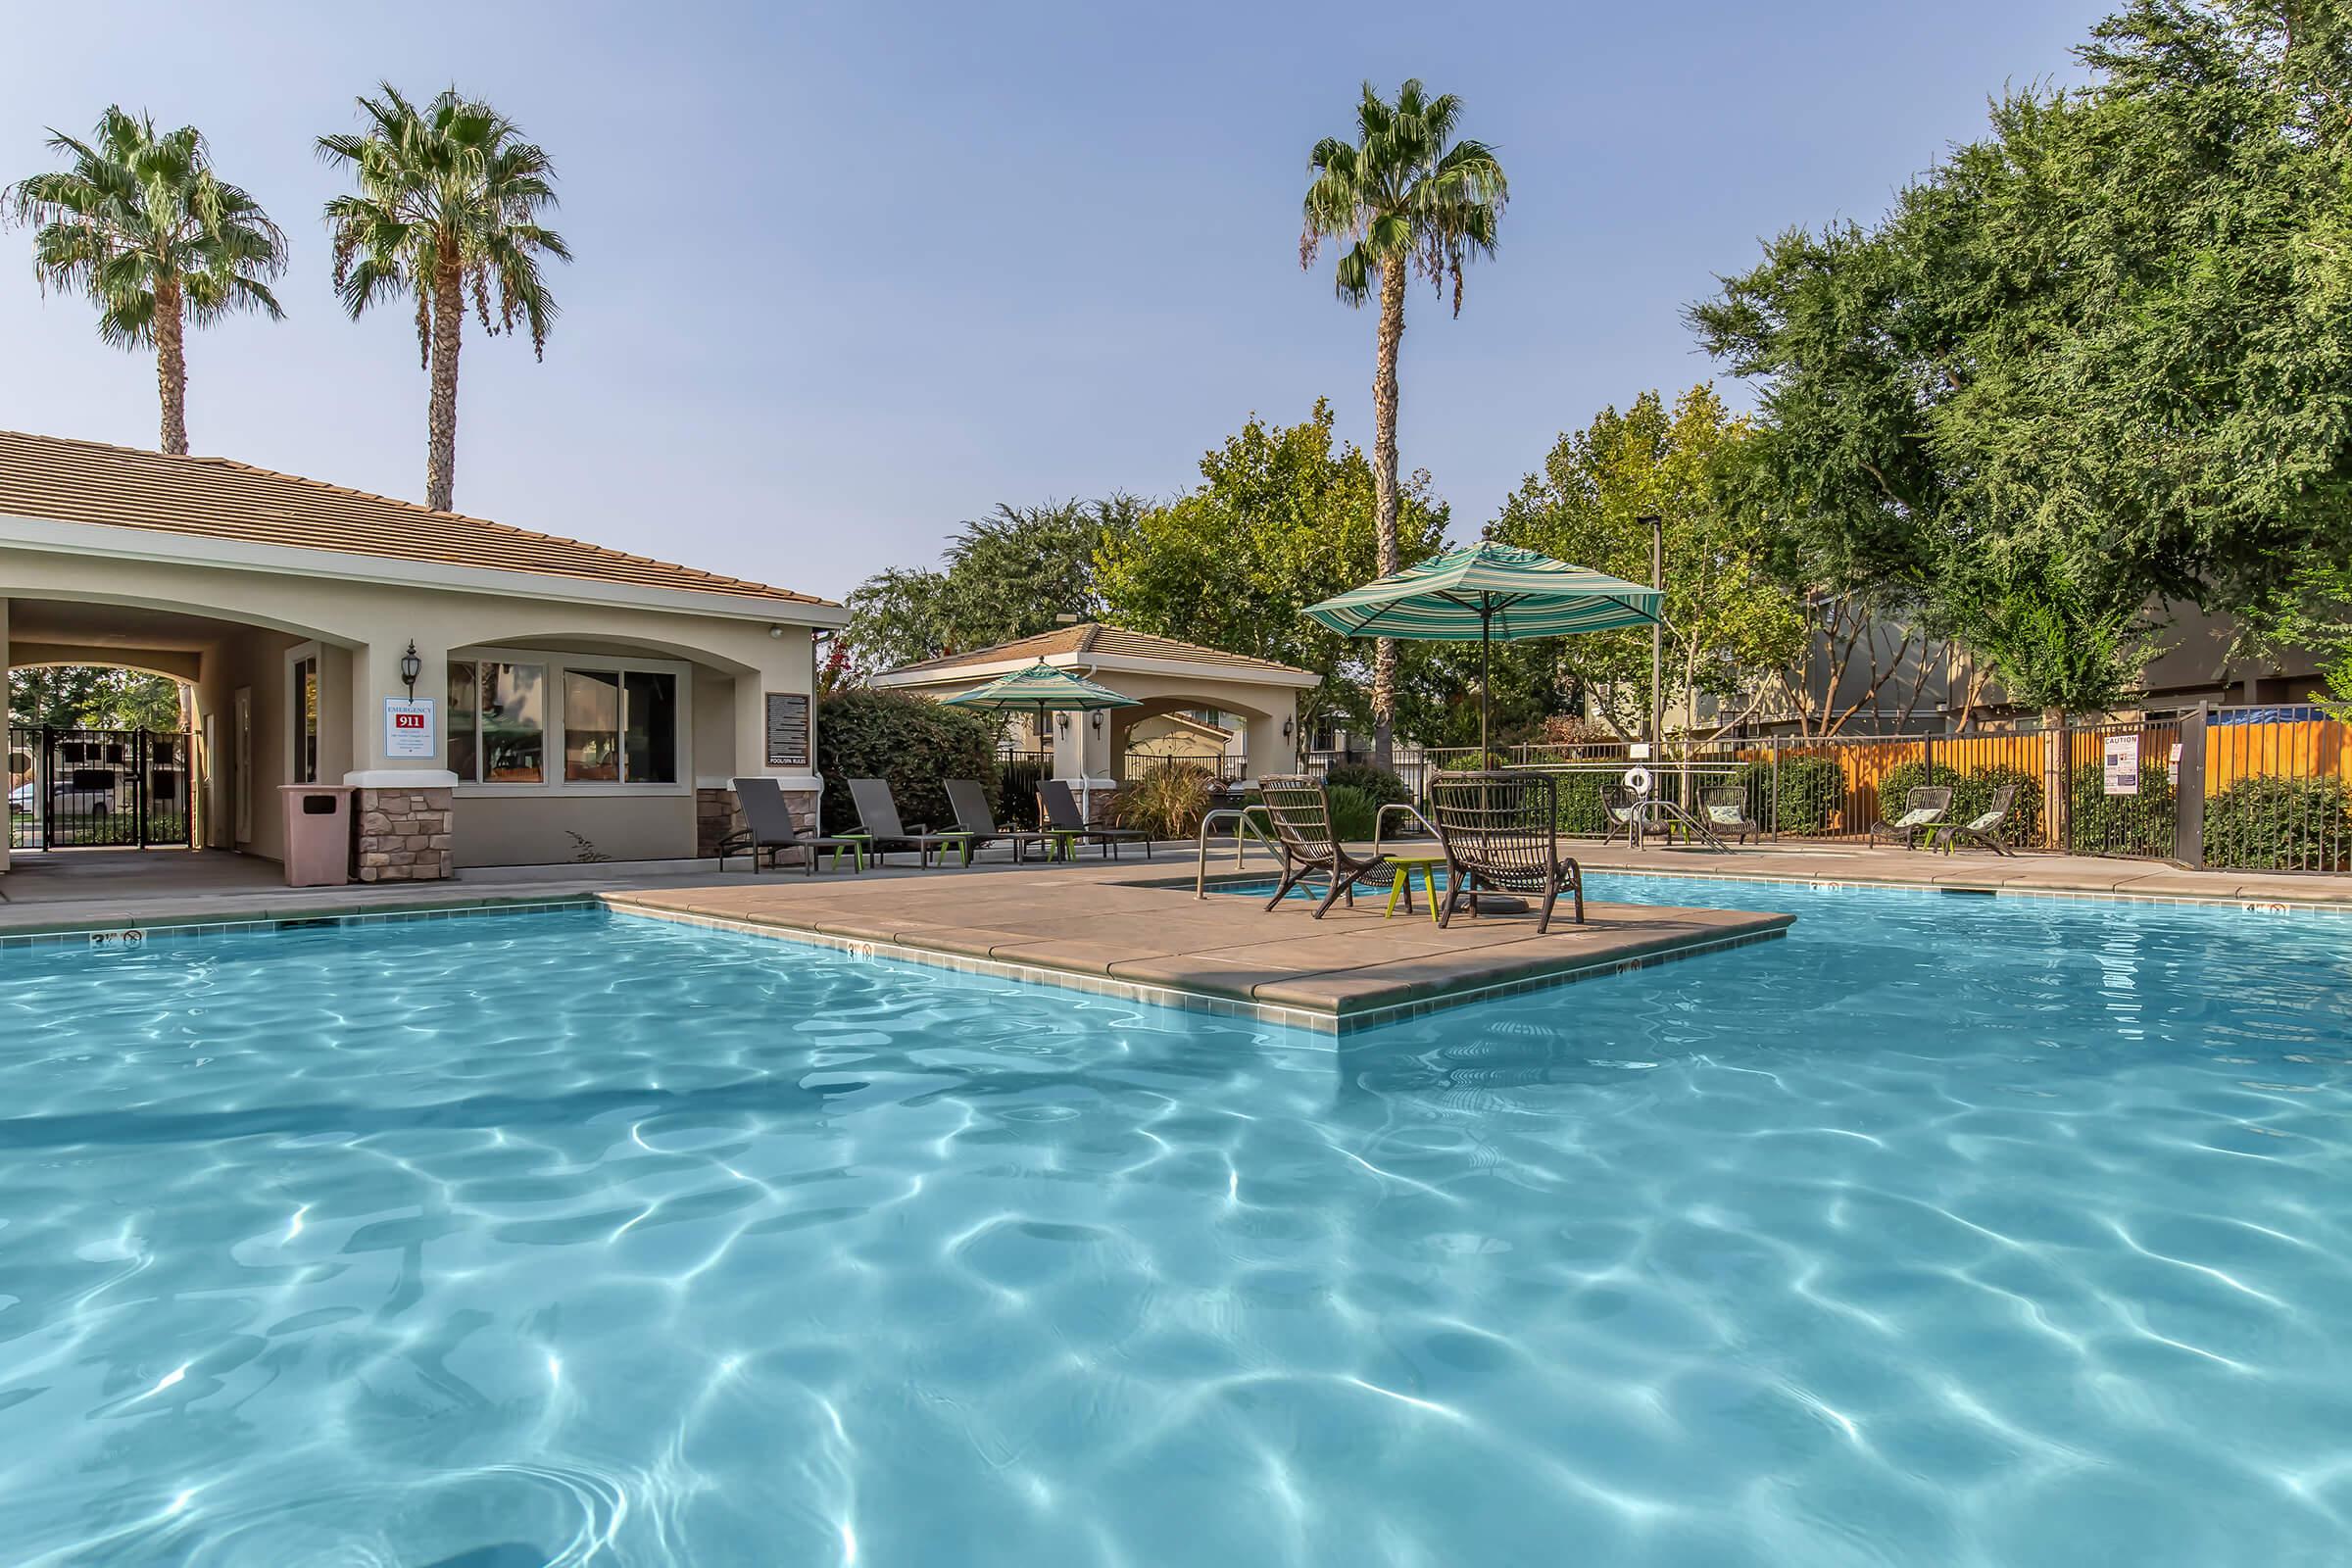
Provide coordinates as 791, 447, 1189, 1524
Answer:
1872, 760, 1958, 822
1113, 761, 1213, 840
1320, 762, 1410, 809
1553, 772, 1612, 836
2067, 762, 2175, 857
1326, 783, 1381, 844
816, 688, 999, 837
1738, 756, 1845, 836
2204, 774, 2352, 870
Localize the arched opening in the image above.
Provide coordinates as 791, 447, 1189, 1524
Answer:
1107, 695, 1275, 782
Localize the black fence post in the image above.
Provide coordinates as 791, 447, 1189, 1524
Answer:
2175, 702, 2208, 867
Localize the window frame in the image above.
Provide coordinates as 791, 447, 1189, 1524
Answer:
285, 642, 322, 785
445, 646, 693, 797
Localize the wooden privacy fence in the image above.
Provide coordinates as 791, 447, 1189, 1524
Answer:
1415, 704, 2352, 869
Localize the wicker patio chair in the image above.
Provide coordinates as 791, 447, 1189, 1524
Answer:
720, 777, 868, 874
847, 777, 973, 867
1935, 782, 2019, 857
1601, 782, 1645, 846
1253, 774, 1393, 918
1427, 770, 1586, 933
1698, 785, 1761, 845
1870, 785, 1953, 851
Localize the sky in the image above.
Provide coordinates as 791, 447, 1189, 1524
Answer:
0, 0, 2112, 603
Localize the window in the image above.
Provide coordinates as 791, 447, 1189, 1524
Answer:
446, 652, 681, 788
292, 653, 319, 784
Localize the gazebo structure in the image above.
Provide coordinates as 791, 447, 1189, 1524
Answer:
873, 624, 1318, 789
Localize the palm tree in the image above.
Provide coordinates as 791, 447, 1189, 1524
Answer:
6, 108, 286, 456
1301, 80, 1506, 769
318, 84, 569, 514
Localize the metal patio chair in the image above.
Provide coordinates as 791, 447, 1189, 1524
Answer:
1427, 770, 1586, 933
1038, 778, 1152, 859
1253, 774, 1393, 919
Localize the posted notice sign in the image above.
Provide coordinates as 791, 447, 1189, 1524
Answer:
764, 692, 810, 768
2103, 734, 2140, 796
384, 698, 436, 760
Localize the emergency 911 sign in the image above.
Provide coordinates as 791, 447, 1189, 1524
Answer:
384, 698, 436, 760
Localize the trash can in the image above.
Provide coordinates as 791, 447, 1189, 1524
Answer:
279, 785, 357, 887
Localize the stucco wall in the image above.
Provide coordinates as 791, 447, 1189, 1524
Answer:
454, 793, 696, 867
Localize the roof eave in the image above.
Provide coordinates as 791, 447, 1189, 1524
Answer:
0, 512, 849, 626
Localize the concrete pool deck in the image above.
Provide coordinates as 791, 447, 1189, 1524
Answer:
601, 866, 1795, 1031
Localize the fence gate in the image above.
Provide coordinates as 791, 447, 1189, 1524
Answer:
6, 727, 196, 851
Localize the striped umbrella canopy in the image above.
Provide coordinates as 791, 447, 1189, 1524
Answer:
1302, 542, 1662, 754
943, 662, 1138, 762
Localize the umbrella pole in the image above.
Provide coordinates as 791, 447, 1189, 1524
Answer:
1480, 602, 1493, 764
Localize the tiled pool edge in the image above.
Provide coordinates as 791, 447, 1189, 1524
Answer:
0, 894, 601, 950
598, 895, 1794, 1035
1154, 867, 2352, 918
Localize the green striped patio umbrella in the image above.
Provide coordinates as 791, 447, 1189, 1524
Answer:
942, 662, 1138, 767
1302, 542, 1662, 755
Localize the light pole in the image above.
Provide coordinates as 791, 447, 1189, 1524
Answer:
1640, 513, 1663, 755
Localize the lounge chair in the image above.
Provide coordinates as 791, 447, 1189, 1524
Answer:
1871, 785, 1952, 850
1428, 770, 1586, 932
944, 778, 1062, 863
847, 777, 974, 868
721, 777, 868, 874
1038, 778, 1152, 859
1698, 785, 1761, 846
1254, 774, 1393, 918
1935, 783, 2019, 857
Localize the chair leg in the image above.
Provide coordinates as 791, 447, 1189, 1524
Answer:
1570, 866, 1586, 924
1266, 864, 1305, 911
1437, 874, 1466, 930
1313, 872, 1351, 921
1536, 886, 1557, 936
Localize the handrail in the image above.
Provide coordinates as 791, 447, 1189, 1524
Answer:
1195, 805, 1280, 898
1373, 802, 1438, 857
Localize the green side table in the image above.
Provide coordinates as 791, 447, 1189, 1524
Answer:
1383, 853, 1448, 925
829, 832, 871, 873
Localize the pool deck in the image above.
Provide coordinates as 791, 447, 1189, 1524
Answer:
600, 865, 1794, 1031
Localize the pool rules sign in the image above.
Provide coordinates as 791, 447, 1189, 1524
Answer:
384, 698, 436, 760
764, 692, 809, 768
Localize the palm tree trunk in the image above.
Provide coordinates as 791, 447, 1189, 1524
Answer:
425, 248, 465, 513
154, 276, 188, 456
1369, 261, 1407, 771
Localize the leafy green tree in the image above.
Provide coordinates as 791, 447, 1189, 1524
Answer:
9, 665, 184, 729
842, 498, 1143, 676
319, 85, 569, 513
1691, 1, 2352, 709
1489, 386, 1805, 740
1301, 79, 1506, 768
1097, 400, 1448, 753
6, 107, 286, 455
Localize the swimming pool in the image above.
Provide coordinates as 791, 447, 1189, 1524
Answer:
1, 880, 2347, 1565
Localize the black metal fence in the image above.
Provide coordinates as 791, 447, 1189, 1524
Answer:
6, 727, 195, 851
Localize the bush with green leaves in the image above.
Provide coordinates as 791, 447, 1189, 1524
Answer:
1951, 765, 2043, 846
1113, 761, 1213, 840
1737, 756, 1845, 836
2067, 762, 2174, 858
1320, 763, 1410, 809
2203, 774, 2352, 871
816, 688, 999, 837
1553, 772, 1612, 836
1326, 784, 1381, 844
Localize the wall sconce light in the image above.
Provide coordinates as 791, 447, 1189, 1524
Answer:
399, 640, 421, 698
1088, 710, 1103, 733
1055, 711, 1071, 733
1281, 716, 1294, 740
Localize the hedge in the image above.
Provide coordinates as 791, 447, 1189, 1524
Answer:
2068, 764, 2175, 858
1321, 763, 1411, 809
2203, 774, 2352, 871
1736, 756, 1846, 836
816, 688, 1000, 837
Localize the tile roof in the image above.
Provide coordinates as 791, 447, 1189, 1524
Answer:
0, 428, 828, 607
883, 621, 1311, 679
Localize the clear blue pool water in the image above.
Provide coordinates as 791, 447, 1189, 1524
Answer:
2, 880, 2350, 1566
